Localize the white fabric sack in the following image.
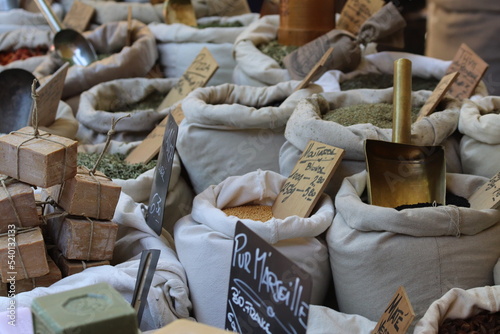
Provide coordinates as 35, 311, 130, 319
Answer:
149, 13, 258, 87
76, 77, 178, 144
177, 80, 323, 194
174, 170, 334, 329
458, 96, 500, 178
0, 4, 63, 33
0, 191, 193, 331
232, 15, 292, 87
328, 171, 500, 325
280, 89, 461, 198
78, 140, 194, 233
0, 28, 53, 72
413, 286, 500, 334
307, 305, 377, 334
315, 51, 489, 97
34, 20, 158, 102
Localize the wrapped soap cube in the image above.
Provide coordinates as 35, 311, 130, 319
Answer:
47, 166, 121, 221
0, 227, 49, 283
15, 256, 61, 293
49, 247, 110, 277
0, 177, 40, 233
0, 127, 77, 188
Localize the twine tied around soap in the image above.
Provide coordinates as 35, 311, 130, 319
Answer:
0, 227, 40, 280
0, 175, 24, 228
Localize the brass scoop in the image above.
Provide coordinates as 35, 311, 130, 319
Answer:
365, 58, 446, 208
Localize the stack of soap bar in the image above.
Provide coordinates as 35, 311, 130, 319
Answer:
15, 256, 62, 293
47, 166, 121, 220
49, 247, 110, 277
0, 127, 78, 188
31, 282, 138, 334
0, 227, 49, 281
0, 178, 40, 232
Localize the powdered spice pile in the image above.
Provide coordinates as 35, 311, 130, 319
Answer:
222, 205, 274, 222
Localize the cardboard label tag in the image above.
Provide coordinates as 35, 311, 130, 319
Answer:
272, 140, 344, 219
337, 0, 385, 35
225, 222, 312, 334
294, 47, 334, 92
416, 71, 459, 122
32, 62, 69, 128
156, 319, 231, 333
170, 104, 185, 125
469, 171, 500, 210
125, 48, 218, 164
372, 286, 415, 334
445, 43, 489, 100
62, 0, 95, 32
146, 115, 178, 235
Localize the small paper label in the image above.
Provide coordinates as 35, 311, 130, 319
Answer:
446, 43, 489, 100
62, 0, 95, 32
337, 0, 385, 35
33, 62, 69, 127
469, 171, 500, 210
372, 286, 415, 334
272, 140, 344, 219
417, 71, 459, 122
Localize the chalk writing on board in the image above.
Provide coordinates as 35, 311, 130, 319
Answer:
225, 223, 311, 334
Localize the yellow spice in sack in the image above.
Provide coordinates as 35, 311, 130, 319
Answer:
222, 205, 274, 222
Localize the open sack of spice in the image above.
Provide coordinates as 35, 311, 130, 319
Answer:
280, 89, 462, 198
191, 0, 250, 18
0, 191, 193, 331
0, 2, 63, 33
148, 12, 258, 86
76, 77, 179, 144
33, 19, 158, 113
413, 286, 500, 334
0, 28, 53, 72
458, 96, 500, 179
282, 2, 406, 84
174, 169, 333, 329
176, 80, 322, 194
326, 171, 500, 331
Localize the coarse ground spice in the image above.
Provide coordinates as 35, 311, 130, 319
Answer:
0, 47, 47, 65
394, 192, 470, 210
197, 21, 244, 29
77, 152, 157, 179
257, 40, 298, 68
438, 310, 500, 334
340, 73, 440, 91
323, 103, 421, 128
102, 90, 165, 112
222, 205, 274, 222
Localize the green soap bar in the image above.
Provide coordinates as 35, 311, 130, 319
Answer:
31, 282, 138, 334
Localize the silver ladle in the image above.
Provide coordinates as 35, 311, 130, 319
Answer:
0, 69, 39, 133
34, 0, 97, 66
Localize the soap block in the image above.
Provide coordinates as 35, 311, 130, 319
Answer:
0, 227, 49, 282
0, 127, 78, 188
47, 213, 118, 261
16, 256, 61, 293
49, 247, 110, 277
0, 178, 40, 233
47, 166, 121, 221
31, 282, 138, 334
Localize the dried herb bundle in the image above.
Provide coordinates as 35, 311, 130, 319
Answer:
103, 90, 165, 113
438, 310, 500, 334
257, 40, 298, 68
323, 103, 421, 128
340, 73, 440, 91
78, 152, 157, 180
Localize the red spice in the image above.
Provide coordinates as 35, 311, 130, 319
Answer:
0, 47, 47, 66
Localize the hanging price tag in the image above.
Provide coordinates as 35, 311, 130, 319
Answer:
337, 0, 385, 35
372, 286, 415, 334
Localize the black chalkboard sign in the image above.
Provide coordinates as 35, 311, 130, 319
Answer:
225, 222, 312, 334
146, 114, 178, 235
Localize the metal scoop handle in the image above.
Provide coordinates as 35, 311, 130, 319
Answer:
33, 0, 63, 33
393, 58, 412, 144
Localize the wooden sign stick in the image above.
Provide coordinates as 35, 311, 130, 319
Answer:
294, 47, 334, 92
469, 171, 500, 210
416, 71, 459, 122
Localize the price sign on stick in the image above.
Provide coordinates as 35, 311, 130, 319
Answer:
294, 47, 334, 92
272, 140, 344, 219
416, 71, 459, 122
33, 62, 69, 127
337, 0, 385, 35
225, 222, 312, 334
372, 286, 415, 334
469, 171, 500, 210
445, 43, 489, 100
125, 47, 218, 164
146, 115, 178, 235
62, 0, 95, 32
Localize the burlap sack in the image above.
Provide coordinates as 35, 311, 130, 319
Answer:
177, 80, 323, 194
0, 28, 53, 72
34, 20, 158, 105
328, 171, 500, 325
0, 4, 63, 33
413, 286, 500, 334
280, 89, 462, 198
458, 96, 500, 178
76, 77, 178, 144
78, 139, 194, 233
148, 13, 258, 86
174, 170, 333, 329
0, 191, 194, 331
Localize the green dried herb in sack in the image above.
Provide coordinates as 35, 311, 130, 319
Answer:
340, 73, 440, 91
78, 152, 157, 180
257, 40, 298, 68
197, 21, 244, 29
99, 90, 165, 113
